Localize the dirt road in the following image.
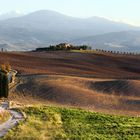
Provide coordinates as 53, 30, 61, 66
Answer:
0, 102, 24, 138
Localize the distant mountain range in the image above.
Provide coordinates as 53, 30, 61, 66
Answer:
0, 11, 23, 20
0, 10, 140, 51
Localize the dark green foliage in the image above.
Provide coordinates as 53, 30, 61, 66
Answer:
0, 71, 9, 98
35, 43, 90, 51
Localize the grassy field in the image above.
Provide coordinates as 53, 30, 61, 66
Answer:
3, 106, 140, 140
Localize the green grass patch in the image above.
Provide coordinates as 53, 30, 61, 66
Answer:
3, 106, 140, 140
70, 50, 97, 53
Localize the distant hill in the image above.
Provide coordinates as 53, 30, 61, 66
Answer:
0, 10, 140, 51
0, 10, 136, 34
72, 31, 140, 52
0, 11, 23, 20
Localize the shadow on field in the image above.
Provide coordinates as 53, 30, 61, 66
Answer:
9, 75, 140, 116
88, 80, 140, 97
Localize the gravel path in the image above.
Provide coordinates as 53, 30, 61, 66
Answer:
0, 101, 24, 138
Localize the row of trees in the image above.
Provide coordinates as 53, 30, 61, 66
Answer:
0, 63, 11, 98
36, 43, 91, 51
95, 49, 140, 55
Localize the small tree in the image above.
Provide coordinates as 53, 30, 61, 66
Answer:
1, 64, 6, 72
5, 62, 11, 72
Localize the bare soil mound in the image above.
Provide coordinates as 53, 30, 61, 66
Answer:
9, 75, 140, 116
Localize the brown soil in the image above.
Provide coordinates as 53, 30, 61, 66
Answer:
0, 51, 140, 79
1, 51, 140, 116
9, 75, 140, 116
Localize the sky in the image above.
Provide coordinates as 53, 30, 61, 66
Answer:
0, 0, 140, 26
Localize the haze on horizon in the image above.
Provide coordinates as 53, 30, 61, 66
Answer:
0, 0, 140, 26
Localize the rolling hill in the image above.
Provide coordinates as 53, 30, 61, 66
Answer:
9, 75, 140, 116
0, 51, 140, 78
0, 51, 139, 116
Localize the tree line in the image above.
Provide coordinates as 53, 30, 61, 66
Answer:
35, 43, 91, 51
94, 49, 140, 56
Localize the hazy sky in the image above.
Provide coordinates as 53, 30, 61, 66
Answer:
0, 0, 140, 26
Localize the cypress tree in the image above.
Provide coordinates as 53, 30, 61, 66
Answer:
0, 72, 2, 97
0, 71, 9, 98
2, 73, 9, 98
